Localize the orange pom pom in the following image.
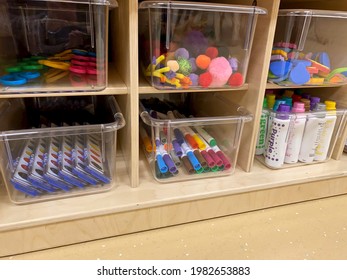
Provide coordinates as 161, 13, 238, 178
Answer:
196, 54, 211, 70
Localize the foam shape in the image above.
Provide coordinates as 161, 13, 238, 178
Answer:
305, 77, 325, 85
308, 59, 330, 73
288, 63, 310, 85
271, 49, 287, 59
293, 60, 311, 67
269, 61, 292, 77
318, 52, 331, 68
271, 55, 284, 61
328, 73, 347, 83
307, 67, 318, 74
287, 52, 299, 60
228, 73, 244, 87
208, 57, 232, 87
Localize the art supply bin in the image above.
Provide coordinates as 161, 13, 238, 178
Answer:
268, 9, 347, 86
0, 0, 117, 93
256, 102, 347, 169
138, 1, 267, 90
139, 92, 253, 183
0, 95, 125, 204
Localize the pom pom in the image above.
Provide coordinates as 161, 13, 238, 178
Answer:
208, 57, 232, 87
189, 73, 199, 86
183, 31, 208, 57
177, 58, 192, 76
218, 46, 230, 58
174, 48, 189, 60
228, 57, 239, 72
228, 72, 244, 87
196, 55, 211, 70
198, 72, 212, 88
205, 47, 218, 59
189, 58, 197, 72
167, 60, 180, 72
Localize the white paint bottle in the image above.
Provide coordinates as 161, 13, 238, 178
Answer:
265, 104, 291, 168
284, 102, 306, 163
314, 101, 337, 161
298, 103, 326, 163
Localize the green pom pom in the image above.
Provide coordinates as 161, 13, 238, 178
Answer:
177, 58, 192, 76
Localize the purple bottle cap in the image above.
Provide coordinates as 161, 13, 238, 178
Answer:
310, 96, 320, 110
277, 104, 291, 119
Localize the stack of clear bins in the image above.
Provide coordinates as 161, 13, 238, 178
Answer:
138, 1, 267, 90
0, 95, 125, 204
268, 9, 347, 86
0, 0, 117, 93
139, 92, 253, 182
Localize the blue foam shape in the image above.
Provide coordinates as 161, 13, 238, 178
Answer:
292, 60, 312, 67
319, 52, 331, 68
289, 63, 310, 85
269, 61, 292, 77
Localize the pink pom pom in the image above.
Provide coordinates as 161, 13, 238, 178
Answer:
208, 57, 232, 87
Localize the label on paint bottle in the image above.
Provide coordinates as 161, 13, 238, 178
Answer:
255, 109, 269, 155
265, 104, 291, 168
314, 101, 337, 161
298, 103, 326, 163
284, 114, 306, 163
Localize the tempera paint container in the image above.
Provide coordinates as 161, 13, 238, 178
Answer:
265, 104, 291, 168
314, 101, 337, 161
298, 103, 326, 163
284, 102, 306, 163
255, 99, 269, 155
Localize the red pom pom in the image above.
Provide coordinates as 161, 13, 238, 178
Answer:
228, 73, 244, 87
205, 47, 219, 59
198, 72, 212, 88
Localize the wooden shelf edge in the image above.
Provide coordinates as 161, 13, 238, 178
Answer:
1, 153, 347, 233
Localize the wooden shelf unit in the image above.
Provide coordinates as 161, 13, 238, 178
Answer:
1, 0, 347, 257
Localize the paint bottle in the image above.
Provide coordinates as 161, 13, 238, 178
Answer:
298, 102, 326, 163
284, 102, 306, 163
265, 104, 291, 168
255, 99, 269, 155
300, 98, 311, 112
309, 96, 320, 111
314, 100, 337, 161
266, 93, 276, 110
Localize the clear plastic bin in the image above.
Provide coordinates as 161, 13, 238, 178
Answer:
268, 9, 347, 86
255, 101, 347, 169
138, 1, 267, 90
139, 92, 253, 182
0, 95, 125, 204
0, 0, 117, 93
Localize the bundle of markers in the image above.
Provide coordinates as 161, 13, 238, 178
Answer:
10, 122, 110, 197
140, 98, 232, 179
256, 89, 341, 168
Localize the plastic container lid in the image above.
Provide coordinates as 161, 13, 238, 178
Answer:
278, 9, 347, 19
139, 1, 267, 14
27, 0, 118, 6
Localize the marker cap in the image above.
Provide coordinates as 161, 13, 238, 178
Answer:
292, 102, 305, 113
